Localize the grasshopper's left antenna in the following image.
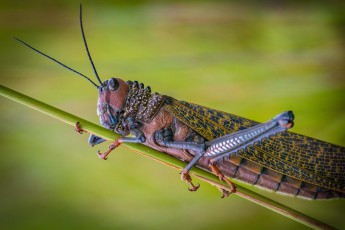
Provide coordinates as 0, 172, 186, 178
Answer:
13, 37, 100, 89
79, 4, 102, 85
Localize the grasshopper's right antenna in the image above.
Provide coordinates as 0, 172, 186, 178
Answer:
13, 37, 100, 89
79, 4, 102, 85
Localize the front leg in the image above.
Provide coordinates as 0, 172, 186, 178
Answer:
75, 119, 146, 160
97, 132, 146, 160
98, 118, 146, 160
75, 123, 107, 147
88, 134, 106, 146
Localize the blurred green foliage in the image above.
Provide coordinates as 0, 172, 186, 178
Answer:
0, 0, 344, 229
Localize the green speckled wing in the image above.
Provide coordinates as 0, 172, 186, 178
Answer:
165, 98, 345, 192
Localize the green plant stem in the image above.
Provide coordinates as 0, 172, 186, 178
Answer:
0, 84, 336, 230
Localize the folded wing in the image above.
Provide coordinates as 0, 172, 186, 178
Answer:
165, 98, 345, 192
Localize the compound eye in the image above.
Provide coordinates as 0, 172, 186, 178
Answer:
108, 78, 119, 91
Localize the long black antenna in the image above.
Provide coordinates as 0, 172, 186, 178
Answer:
13, 37, 99, 88
79, 4, 102, 85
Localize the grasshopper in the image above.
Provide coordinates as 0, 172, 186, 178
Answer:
15, 5, 345, 199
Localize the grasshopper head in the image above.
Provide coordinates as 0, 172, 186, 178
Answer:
97, 78, 129, 130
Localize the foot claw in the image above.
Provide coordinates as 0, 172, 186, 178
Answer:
181, 170, 200, 192
97, 139, 121, 160
223, 177, 237, 193
221, 189, 230, 198
97, 150, 108, 160
188, 183, 200, 192
75, 122, 84, 134
210, 164, 237, 194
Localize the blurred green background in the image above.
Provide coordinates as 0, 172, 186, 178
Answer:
1, 0, 345, 229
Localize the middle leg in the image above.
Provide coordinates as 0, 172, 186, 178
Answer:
154, 128, 207, 191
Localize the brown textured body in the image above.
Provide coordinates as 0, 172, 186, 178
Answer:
15, 8, 344, 199
141, 104, 345, 200
96, 79, 345, 199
